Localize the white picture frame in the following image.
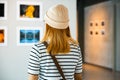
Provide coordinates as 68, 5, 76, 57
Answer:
0, 1, 7, 20
16, 1, 43, 21
0, 26, 7, 46
16, 27, 43, 46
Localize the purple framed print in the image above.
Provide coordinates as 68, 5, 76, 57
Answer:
0, 1, 7, 20
0, 26, 7, 46
17, 27, 43, 46
17, 1, 42, 21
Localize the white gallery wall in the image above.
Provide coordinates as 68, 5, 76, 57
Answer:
84, 1, 114, 69
0, 0, 77, 80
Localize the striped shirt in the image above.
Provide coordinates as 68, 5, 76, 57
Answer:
28, 42, 82, 80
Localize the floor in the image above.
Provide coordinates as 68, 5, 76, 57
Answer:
82, 63, 120, 80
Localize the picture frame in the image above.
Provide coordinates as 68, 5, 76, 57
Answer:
16, 1, 42, 21
101, 20, 105, 26
0, 26, 7, 46
16, 27, 43, 46
0, 1, 7, 20
89, 21, 94, 27
94, 20, 99, 27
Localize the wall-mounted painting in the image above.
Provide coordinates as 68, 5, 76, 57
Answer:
89, 21, 94, 27
101, 29, 105, 35
0, 1, 7, 20
17, 1, 42, 21
16, 27, 43, 46
0, 27, 7, 46
101, 21, 105, 26
94, 20, 99, 27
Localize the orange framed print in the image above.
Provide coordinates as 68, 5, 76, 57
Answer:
0, 0, 7, 20
17, 1, 42, 21
0, 27, 7, 46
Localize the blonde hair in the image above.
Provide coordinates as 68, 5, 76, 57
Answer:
41, 24, 78, 55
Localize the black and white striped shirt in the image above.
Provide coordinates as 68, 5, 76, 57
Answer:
28, 42, 82, 80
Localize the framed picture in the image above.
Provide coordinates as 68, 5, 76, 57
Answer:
16, 27, 43, 46
0, 27, 7, 46
101, 20, 105, 26
89, 21, 94, 27
17, 1, 42, 21
94, 20, 99, 27
0, 1, 7, 20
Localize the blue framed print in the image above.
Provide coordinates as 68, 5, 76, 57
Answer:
20, 30, 40, 43
17, 27, 43, 46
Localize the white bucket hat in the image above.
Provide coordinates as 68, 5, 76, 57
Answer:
44, 4, 69, 29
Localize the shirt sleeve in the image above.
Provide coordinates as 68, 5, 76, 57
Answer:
28, 44, 41, 75
75, 46, 82, 73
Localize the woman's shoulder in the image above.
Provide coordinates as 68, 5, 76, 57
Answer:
69, 43, 81, 52
32, 42, 45, 49
69, 42, 79, 48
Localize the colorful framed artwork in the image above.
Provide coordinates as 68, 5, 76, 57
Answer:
16, 27, 43, 46
0, 1, 7, 20
17, 1, 42, 21
0, 27, 7, 46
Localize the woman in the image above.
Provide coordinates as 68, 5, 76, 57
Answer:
28, 4, 82, 80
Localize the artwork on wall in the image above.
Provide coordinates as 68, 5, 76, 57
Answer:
101, 21, 105, 26
95, 31, 98, 35
0, 27, 7, 46
17, 1, 42, 21
89, 21, 94, 27
0, 1, 7, 20
84, 1, 114, 68
101, 29, 105, 35
89, 20, 106, 35
90, 31, 93, 35
16, 27, 43, 46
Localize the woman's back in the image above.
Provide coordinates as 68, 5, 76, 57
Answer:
28, 42, 82, 80
28, 4, 82, 80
